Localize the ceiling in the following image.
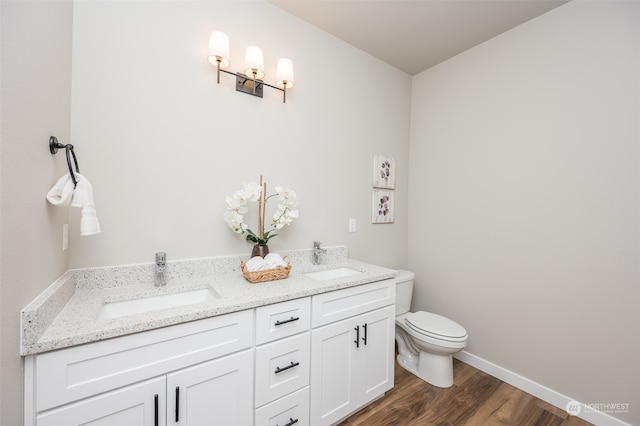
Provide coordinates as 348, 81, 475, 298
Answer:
269, 0, 569, 75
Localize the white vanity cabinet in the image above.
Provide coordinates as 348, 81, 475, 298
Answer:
25, 275, 397, 426
310, 279, 396, 426
25, 310, 254, 426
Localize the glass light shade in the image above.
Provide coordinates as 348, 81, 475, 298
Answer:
244, 46, 265, 79
207, 31, 230, 68
276, 58, 294, 89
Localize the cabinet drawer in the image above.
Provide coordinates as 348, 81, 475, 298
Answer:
36, 309, 254, 412
311, 279, 395, 327
255, 332, 310, 407
255, 297, 311, 345
255, 386, 310, 426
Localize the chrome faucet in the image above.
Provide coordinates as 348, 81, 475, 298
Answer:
155, 252, 167, 287
312, 241, 327, 265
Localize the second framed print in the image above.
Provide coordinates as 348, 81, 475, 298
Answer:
372, 189, 394, 224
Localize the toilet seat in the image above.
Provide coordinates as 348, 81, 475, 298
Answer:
405, 311, 467, 343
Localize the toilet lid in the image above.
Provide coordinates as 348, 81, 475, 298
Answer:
405, 311, 467, 340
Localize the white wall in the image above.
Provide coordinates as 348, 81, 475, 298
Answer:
1, 1, 410, 422
69, 0, 411, 269
408, 1, 639, 424
0, 1, 74, 424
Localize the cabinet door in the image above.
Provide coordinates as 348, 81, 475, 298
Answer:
310, 305, 395, 426
357, 305, 395, 406
167, 348, 254, 426
37, 376, 165, 426
310, 316, 359, 426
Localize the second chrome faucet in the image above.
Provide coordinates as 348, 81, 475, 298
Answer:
312, 241, 327, 265
155, 252, 167, 286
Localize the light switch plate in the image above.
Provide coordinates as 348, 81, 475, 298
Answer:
62, 224, 69, 251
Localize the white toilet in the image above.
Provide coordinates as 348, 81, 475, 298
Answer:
395, 270, 468, 388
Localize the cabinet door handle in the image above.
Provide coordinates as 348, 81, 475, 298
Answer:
175, 386, 180, 422
274, 316, 300, 326
154, 394, 159, 426
278, 417, 299, 426
274, 361, 300, 374
362, 323, 368, 346
354, 325, 360, 348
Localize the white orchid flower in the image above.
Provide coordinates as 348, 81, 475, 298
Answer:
224, 210, 246, 233
225, 179, 298, 245
276, 186, 297, 201
243, 182, 262, 201
225, 195, 248, 213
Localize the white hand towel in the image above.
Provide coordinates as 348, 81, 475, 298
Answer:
46, 173, 75, 206
47, 173, 101, 236
245, 253, 288, 272
246, 256, 269, 272
264, 253, 287, 268
72, 174, 101, 236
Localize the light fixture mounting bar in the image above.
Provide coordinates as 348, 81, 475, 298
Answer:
236, 73, 264, 98
215, 67, 287, 103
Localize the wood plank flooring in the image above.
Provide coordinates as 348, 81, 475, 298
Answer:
339, 359, 593, 426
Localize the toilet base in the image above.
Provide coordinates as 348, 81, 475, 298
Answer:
396, 350, 454, 388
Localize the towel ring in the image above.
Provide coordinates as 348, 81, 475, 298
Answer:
49, 136, 80, 187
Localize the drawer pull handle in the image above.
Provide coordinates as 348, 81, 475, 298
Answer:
354, 325, 360, 348
275, 316, 300, 326
175, 386, 180, 422
274, 361, 300, 374
362, 322, 368, 346
278, 417, 299, 426
154, 394, 159, 426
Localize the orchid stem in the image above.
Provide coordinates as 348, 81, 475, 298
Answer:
258, 176, 263, 240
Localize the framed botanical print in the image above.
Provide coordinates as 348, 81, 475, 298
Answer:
372, 155, 396, 189
372, 189, 394, 223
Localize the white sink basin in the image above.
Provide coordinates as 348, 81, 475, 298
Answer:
304, 267, 363, 281
97, 288, 219, 320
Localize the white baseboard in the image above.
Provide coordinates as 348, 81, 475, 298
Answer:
454, 351, 632, 426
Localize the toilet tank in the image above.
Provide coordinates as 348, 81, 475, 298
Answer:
395, 270, 415, 315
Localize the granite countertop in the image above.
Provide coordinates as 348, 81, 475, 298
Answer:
21, 246, 398, 356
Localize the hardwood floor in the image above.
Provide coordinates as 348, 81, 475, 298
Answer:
339, 359, 593, 426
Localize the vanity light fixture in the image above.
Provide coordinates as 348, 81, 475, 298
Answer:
207, 31, 294, 103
